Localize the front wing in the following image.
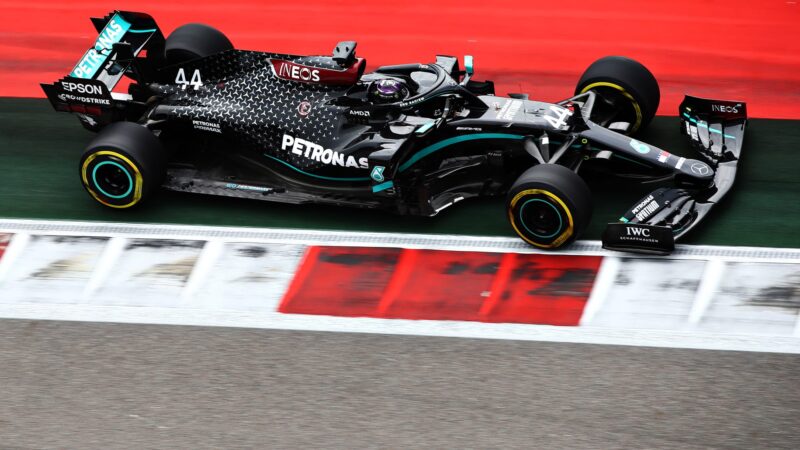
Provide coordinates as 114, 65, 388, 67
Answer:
602, 95, 747, 255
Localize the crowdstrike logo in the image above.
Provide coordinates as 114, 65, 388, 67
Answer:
56, 89, 111, 106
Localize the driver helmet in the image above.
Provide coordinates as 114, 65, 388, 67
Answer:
368, 78, 409, 104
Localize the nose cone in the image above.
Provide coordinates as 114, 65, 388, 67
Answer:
678, 158, 714, 182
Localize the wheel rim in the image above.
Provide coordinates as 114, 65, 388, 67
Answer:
81, 150, 144, 209
92, 161, 133, 199
508, 188, 575, 249
519, 198, 563, 239
580, 82, 643, 133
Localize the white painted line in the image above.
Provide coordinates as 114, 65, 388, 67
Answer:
0, 303, 797, 354
688, 259, 726, 325
580, 256, 620, 325
0, 218, 799, 263
181, 239, 224, 301
81, 237, 127, 300
0, 232, 31, 286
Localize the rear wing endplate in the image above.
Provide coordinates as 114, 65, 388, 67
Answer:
40, 11, 164, 127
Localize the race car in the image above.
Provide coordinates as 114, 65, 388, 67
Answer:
41, 11, 747, 255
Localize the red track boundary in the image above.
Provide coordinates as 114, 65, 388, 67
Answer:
280, 246, 602, 326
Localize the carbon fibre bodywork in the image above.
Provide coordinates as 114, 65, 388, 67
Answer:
41, 11, 746, 254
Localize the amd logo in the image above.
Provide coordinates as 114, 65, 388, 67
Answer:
711, 104, 740, 114
626, 226, 651, 237
349, 109, 370, 117
61, 81, 103, 95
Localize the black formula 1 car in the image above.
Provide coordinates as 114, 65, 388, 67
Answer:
42, 11, 747, 254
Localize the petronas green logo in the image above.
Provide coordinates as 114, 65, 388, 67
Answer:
371, 166, 385, 182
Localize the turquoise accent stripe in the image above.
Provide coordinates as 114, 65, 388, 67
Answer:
464, 55, 474, 74
399, 133, 524, 172
92, 161, 132, 199
264, 155, 370, 182
684, 113, 736, 139
372, 181, 394, 193
128, 28, 157, 33
415, 121, 435, 134
619, 217, 629, 223
707, 127, 737, 139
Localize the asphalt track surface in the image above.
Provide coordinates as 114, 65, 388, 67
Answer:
0, 319, 799, 449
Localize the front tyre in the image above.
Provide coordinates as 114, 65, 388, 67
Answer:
506, 164, 592, 249
80, 122, 166, 209
575, 56, 660, 134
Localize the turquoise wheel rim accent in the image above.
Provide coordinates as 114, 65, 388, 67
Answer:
519, 198, 563, 239
92, 160, 133, 199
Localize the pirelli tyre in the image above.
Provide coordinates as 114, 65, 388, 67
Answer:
507, 164, 592, 249
575, 56, 660, 134
165, 23, 234, 64
80, 122, 166, 209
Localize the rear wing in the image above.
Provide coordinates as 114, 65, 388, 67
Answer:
40, 11, 165, 128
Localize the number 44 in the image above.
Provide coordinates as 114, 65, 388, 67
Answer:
175, 68, 203, 90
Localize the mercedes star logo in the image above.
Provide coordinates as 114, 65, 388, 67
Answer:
691, 162, 710, 176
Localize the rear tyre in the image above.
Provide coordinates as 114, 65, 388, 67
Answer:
506, 164, 592, 249
575, 56, 660, 134
164, 23, 233, 65
80, 122, 166, 209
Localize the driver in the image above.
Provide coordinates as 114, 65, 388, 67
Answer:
367, 78, 410, 104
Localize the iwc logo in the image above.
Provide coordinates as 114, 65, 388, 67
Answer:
626, 226, 651, 237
